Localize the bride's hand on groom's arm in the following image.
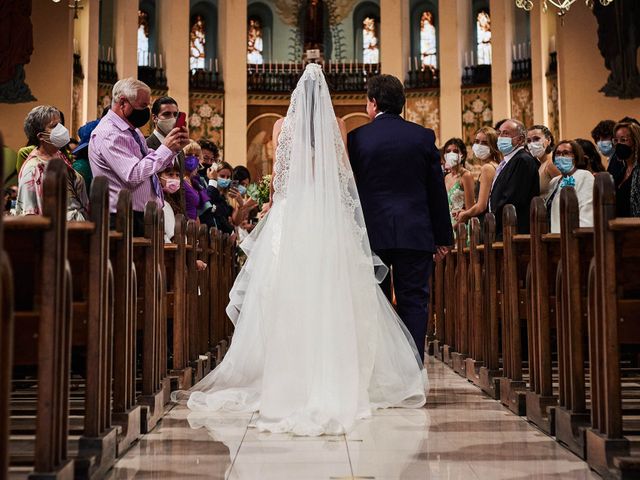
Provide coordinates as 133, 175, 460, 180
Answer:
434, 245, 450, 262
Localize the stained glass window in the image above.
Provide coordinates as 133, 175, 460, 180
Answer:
420, 11, 437, 68
362, 17, 379, 64
247, 18, 263, 65
190, 15, 206, 70
137, 10, 150, 66
476, 10, 492, 65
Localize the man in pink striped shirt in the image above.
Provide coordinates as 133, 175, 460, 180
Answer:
89, 77, 189, 235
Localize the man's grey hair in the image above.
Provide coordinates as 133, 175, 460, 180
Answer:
111, 77, 151, 107
24, 105, 60, 146
506, 118, 527, 139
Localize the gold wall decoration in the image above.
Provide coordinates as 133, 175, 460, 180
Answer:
510, 80, 534, 129
406, 90, 441, 146
72, 77, 83, 138
461, 86, 493, 146
546, 73, 560, 141
97, 82, 113, 119
189, 92, 225, 153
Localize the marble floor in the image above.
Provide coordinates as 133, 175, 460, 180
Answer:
108, 358, 599, 479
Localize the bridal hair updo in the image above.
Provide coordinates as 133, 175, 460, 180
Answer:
366, 74, 405, 115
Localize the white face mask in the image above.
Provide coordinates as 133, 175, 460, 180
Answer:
528, 141, 546, 159
472, 143, 491, 160
444, 152, 461, 169
156, 117, 176, 135
47, 123, 70, 149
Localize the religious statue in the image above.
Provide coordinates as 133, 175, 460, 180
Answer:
593, 0, 640, 99
420, 11, 437, 68
0, 0, 36, 103
190, 15, 206, 70
247, 18, 264, 65
304, 0, 324, 52
362, 17, 379, 65
476, 11, 492, 65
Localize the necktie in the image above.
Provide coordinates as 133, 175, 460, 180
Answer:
488, 159, 508, 212
129, 128, 163, 201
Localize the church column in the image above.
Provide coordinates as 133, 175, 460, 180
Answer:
489, 0, 514, 122
219, 0, 248, 165
114, 0, 138, 80
530, 2, 550, 126
77, 0, 100, 123
158, 0, 190, 111
438, 0, 468, 140
380, 0, 409, 82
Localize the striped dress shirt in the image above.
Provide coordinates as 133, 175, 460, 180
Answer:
89, 109, 176, 213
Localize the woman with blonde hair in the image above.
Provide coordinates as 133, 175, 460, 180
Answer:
455, 126, 501, 226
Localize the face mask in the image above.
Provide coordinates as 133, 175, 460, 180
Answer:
46, 123, 71, 149
10, 200, 16, 210
163, 178, 180, 194
156, 117, 176, 135
237, 185, 247, 196
217, 178, 231, 189
444, 152, 460, 169
615, 143, 633, 160
498, 137, 515, 155
528, 141, 546, 159
553, 156, 574, 175
126, 105, 151, 128
472, 144, 491, 160
184, 155, 199, 172
597, 140, 614, 157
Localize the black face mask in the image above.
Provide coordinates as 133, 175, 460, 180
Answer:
615, 143, 633, 160
126, 106, 151, 128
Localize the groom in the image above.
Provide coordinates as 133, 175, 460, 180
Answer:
347, 74, 453, 362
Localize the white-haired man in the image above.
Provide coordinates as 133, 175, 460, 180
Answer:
89, 77, 189, 235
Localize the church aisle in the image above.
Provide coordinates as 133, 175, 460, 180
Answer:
107, 358, 598, 479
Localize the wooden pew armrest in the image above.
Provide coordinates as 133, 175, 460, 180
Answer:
573, 227, 593, 238
513, 234, 531, 243
492, 242, 504, 250
68, 221, 96, 233
164, 243, 178, 251
4, 216, 51, 230
541, 233, 561, 242
609, 218, 640, 231
132, 238, 152, 247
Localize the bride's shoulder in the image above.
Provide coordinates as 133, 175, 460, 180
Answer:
274, 117, 285, 129
336, 116, 345, 127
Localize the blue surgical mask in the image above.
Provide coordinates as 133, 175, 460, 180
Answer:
497, 137, 515, 155
597, 140, 614, 157
237, 185, 247, 196
10, 200, 16, 209
217, 178, 231, 189
553, 156, 574, 175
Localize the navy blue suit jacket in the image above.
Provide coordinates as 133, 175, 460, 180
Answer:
347, 113, 453, 252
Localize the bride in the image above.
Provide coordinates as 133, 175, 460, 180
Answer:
174, 63, 427, 436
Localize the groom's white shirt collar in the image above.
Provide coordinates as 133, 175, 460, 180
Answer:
375, 111, 385, 118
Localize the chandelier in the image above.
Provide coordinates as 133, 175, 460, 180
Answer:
515, 0, 614, 16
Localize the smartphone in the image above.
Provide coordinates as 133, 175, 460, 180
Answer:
175, 112, 187, 129
230, 180, 240, 189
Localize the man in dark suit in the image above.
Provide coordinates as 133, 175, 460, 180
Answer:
147, 96, 185, 212
489, 118, 540, 236
347, 74, 453, 362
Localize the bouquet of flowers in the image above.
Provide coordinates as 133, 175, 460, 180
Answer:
246, 174, 271, 209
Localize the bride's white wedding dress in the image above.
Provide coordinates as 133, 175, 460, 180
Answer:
174, 64, 427, 436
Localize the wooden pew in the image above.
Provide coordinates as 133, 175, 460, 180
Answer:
197, 225, 213, 374
478, 213, 503, 399
209, 228, 229, 364
451, 223, 469, 377
525, 197, 561, 435
5, 158, 75, 479
442, 245, 456, 367
109, 190, 142, 454
66, 176, 117, 477
185, 220, 206, 382
133, 202, 170, 433
431, 257, 445, 362
222, 233, 237, 343
1, 135, 15, 480
499, 205, 530, 416
554, 186, 593, 458
163, 214, 192, 390
585, 173, 640, 478
465, 218, 485, 386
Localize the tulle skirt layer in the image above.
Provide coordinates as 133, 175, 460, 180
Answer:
178, 199, 428, 436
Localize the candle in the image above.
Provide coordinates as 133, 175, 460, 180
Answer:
465, 51, 469, 68
159, 53, 163, 69
471, 51, 474, 66
350, 60, 353, 73
408, 56, 412, 72
518, 43, 522, 60
215, 58, 219, 73
512, 44, 516, 60
550, 35, 556, 52
414, 57, 418, 71
341, 60, 345, 73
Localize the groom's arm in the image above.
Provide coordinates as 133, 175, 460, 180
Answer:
423, 129, 454, 248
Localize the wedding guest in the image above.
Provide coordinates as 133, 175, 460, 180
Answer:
198, 139, 220, 183
147, 96, 185, 211
209, 161, 237, 234
232, 166, 259, 238
455, 126, 501, 226
442, 138, 474, 228
613, 121, 640, 217
575, 138, 605, 174
591, 119, 618, 176
545, 140, 594, 233
17, 105, 89, 220
89, 78, 189, 235
183, 154, 212, 223
527, 124, 559, 196
489, 119, 540, 236
158, 162, 183, 242
72, 119, 100, 190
